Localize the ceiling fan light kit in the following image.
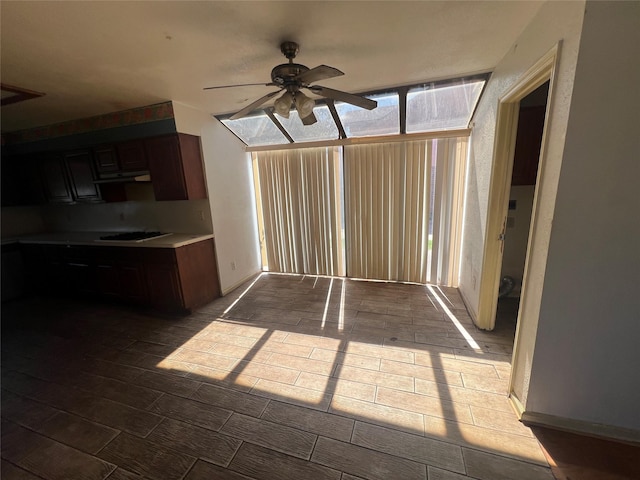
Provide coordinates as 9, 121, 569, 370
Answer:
294, 91, 315, 119
274, 92, 293, 118
205, 41, 377, 125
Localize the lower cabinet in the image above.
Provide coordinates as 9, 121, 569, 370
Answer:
146, 263, 183, 310
23, 239, 220, 313
118, 263, 148, 304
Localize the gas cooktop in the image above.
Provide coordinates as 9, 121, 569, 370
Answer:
97, 231, 172, 242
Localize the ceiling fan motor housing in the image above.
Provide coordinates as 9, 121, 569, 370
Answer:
218, 40, 375, 123
271, 63, 309, 88
280, 41, 300, 59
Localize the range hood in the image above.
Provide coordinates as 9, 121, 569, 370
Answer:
93, 171, 151, 184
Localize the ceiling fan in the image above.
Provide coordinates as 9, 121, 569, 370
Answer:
204, 41, 377, 125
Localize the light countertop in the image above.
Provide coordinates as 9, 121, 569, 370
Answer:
4, 231, 214, 249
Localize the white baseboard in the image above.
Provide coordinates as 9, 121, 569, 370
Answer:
458, 287, 479, 326
220, 270, 262, 296
520, 410, 640, 445
509, 392, 525, 418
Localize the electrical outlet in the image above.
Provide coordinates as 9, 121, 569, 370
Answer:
230, 261, 236, 271
198, 210, 204, 221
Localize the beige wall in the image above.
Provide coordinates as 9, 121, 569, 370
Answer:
500, 185, 535, 289
40, 198, 213, 234
1, 189, 213, 238
172, 102, 261, 295
527, 1, 640, 432
461, 0, 640, 434
1, 206, 46, 238
459, 0, 586, 408
460, 0, 585, 318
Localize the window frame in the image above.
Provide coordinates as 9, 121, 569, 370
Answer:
216, 73, 490, 148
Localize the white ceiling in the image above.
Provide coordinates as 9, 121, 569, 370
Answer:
0, 1, 543, 133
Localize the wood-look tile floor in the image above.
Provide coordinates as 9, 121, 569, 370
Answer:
0, 274, 568, 479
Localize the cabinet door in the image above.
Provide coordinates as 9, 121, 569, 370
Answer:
177, 134, 207, 200
44, 245, 69, 291
64, 246, 96, 294
116, 140, 148, 171
146, 135, 188, 201
65, 151, 102, 202
96, 263, 120, 297
175, 239, 220, 309
118, 263, 148, 303
39, 155, 74, 203
94, 146, 119, 174
146, 262, 184, 310
66, 262, 95, 294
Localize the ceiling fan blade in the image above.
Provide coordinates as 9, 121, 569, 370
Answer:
295, 65, 344, 85
230, 90, 282, 120
300, 111, 318, 126
204, 82, 275, 90
309, 86, 377, 110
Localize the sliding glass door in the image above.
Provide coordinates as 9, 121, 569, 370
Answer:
253, 136, 467, 287
252, 147, 344, 276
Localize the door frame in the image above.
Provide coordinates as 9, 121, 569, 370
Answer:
475, 44, 560, 334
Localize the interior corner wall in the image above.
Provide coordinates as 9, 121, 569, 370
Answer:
458, 0, 585, 407
526, 1, 640, 432
459, 0, 585, 318
171, 102, 261, 295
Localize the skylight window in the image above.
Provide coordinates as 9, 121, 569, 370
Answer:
276, 105, 339, 143
216, 74, 488, 148
335, 92, 399, 138
221, 114, 288, 146
406, 79, 485, 133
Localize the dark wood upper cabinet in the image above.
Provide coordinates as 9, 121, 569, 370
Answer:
4, 132, 206, 205
95, 141, 149, 175
39, 154, 74, 203
93, 145, 119, 174
116, 140, 148, 171
65, 150, 101, 202
145, 135, 186, 201
38, 150, 101, 204
146, 134, 207, 201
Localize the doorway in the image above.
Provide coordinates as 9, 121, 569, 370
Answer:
475, 44, 560, 415
495, 81, 549, 337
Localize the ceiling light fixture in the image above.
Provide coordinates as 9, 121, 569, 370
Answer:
274, 91, 293, 118
274, 90, 315, 122
294, 91, 315, 119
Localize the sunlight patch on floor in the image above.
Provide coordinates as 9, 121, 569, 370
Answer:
428, 285, 481, 351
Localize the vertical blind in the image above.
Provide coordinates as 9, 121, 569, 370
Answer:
253, 136, 468, 286
344, 141, 430, 283
252, 147, 344, 276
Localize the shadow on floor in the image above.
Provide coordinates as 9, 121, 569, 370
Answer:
531, 426, 640, 480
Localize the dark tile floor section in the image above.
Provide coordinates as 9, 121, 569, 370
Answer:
531, 426, 640, 480
1, 274, 636, 479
